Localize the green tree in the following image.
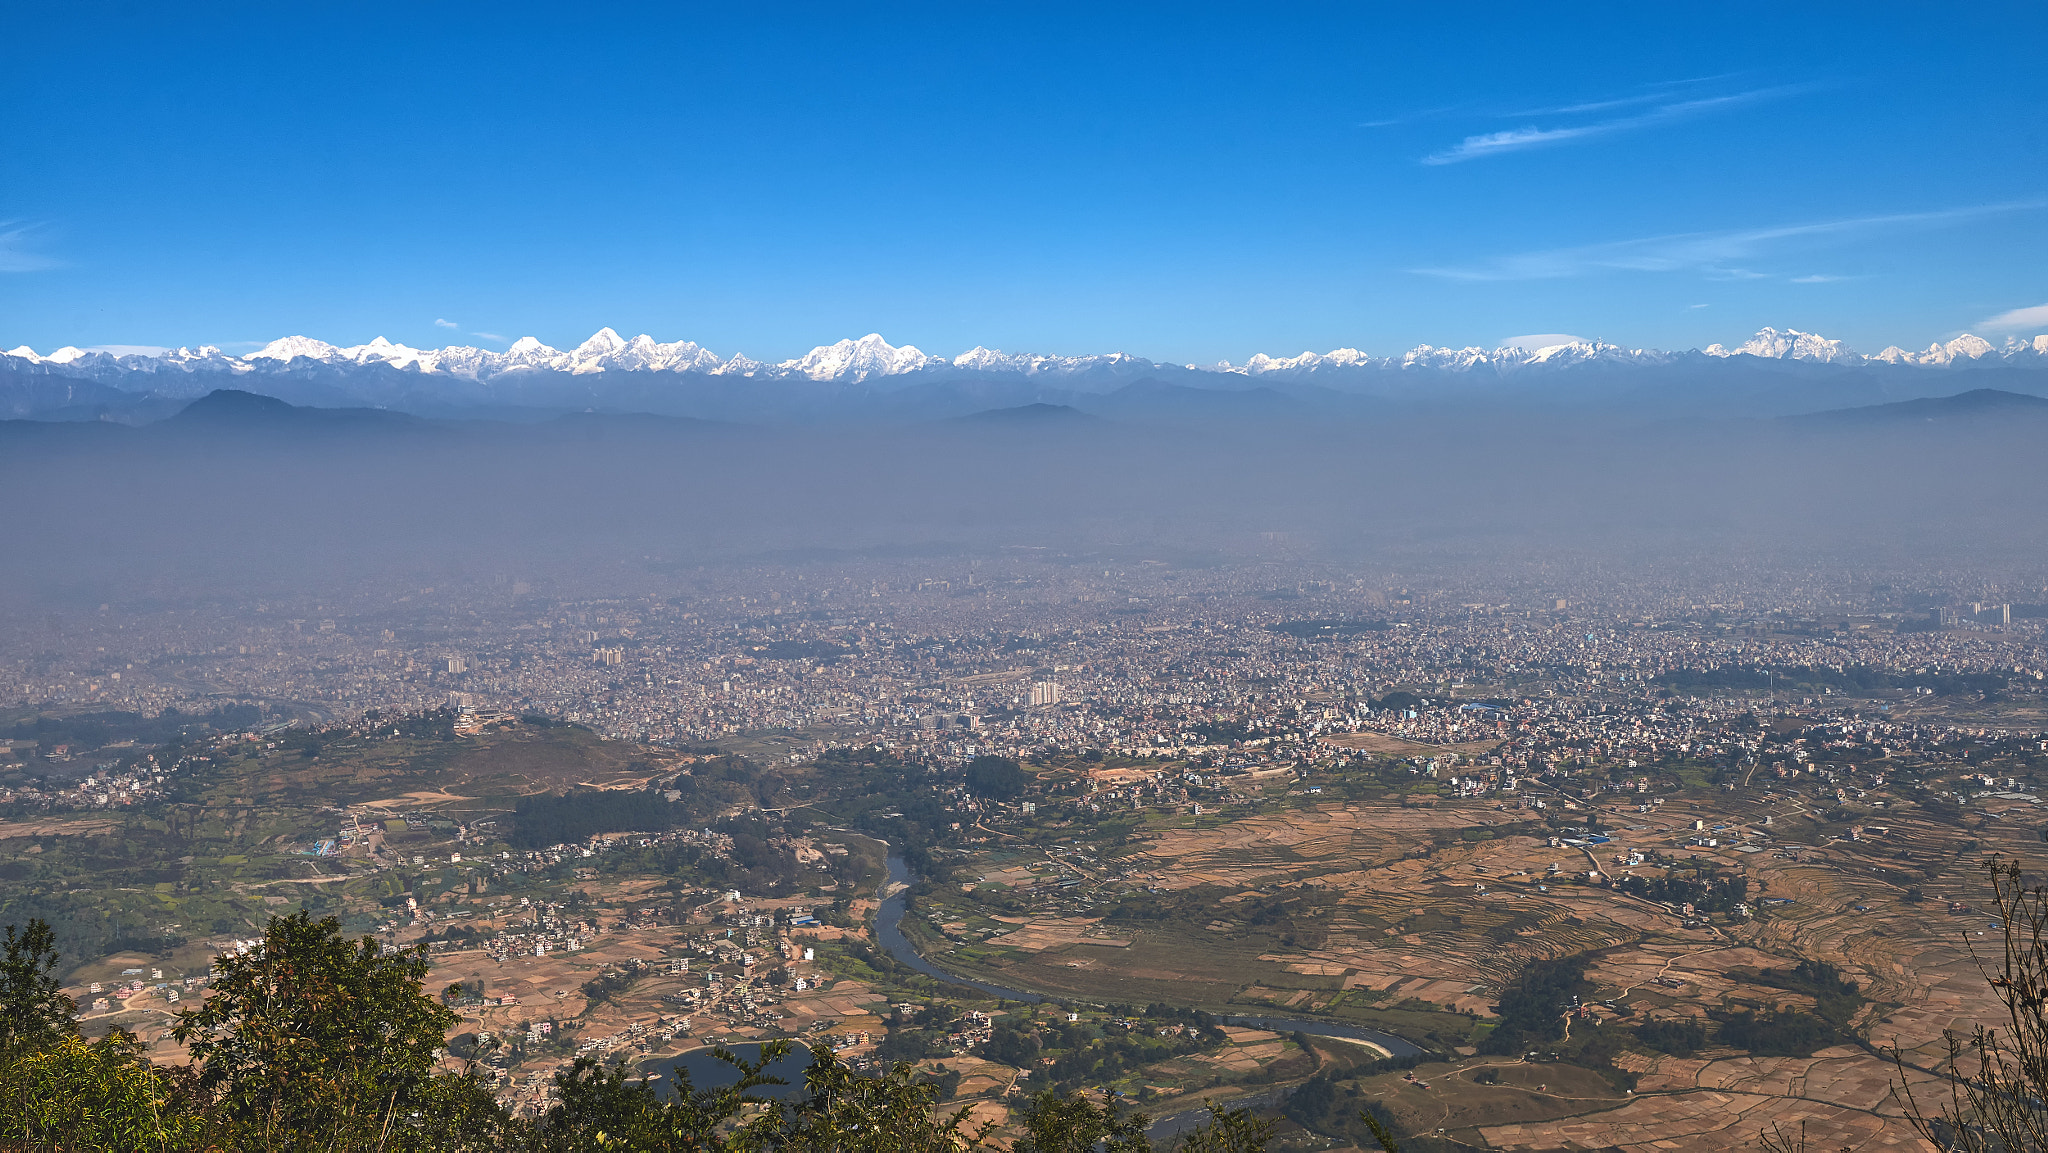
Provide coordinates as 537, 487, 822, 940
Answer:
964, 756, 1028, 801
0, 919, 77, 1058
535, 1042, 994, 1153
1634, 1018, 1707, 1054
1173, 1103, 1276, 1153
983, 1019, 1040, 1067
1012, 1086, 1150, 1153
1478, 952, 1593, 1056
534, 1056, 698, 1151
1359, 1108, 1402, 1153
534, 1045, 790, 1151
772, 1045, 994, 1153
0, 1028, 208, 1151
0, 918, 210, 1151
169, 909, 493, 1151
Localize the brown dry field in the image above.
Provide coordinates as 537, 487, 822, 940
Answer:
118, 717, 2025, 1152
250, 724, 680, 813
953, 793, 2044, 1152
0, 814, 121, 838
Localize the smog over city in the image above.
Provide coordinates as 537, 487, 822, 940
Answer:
4, 6, 2048, 1153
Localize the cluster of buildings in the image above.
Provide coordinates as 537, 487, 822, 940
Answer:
78, 968, 207, 1017
1334, 691, 2048, 794
0, 745, 205, 813
1, 557, 2043, 815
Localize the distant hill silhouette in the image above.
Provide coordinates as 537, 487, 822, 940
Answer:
0, 364, 136, 420
1080, 380, 1300, 421
1784, 388, 2048, 429
167, 389, 434, 434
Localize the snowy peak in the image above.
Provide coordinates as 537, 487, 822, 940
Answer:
627, 335, 722, 375
250, 335, 343, 363
1872, 334, 2000, 366
350, 337, 431, 370
1946, 334, 1996, 361
1223, 339, 1661, 375
1400, 344, 1505, 371
1705, 327, 1858, 363
3, 343, 245, 377
781, 334, 941, 383
713, 353, 765, 377
157, 345, 239, 369
1242, 348, 1373, 374
950, 347, 1153, 376
576, 331, 724, 375
1922, 334, 1995, 364
952, 346, 1040, 373
557, 328, 622, 372
567, 328, 627, 374
5, 344, 60, 365
5, 324, 2048, 399
222, 329, 731, 378
576, 327, 626, 356
495, 337, 564, 373
247, 334, 431, 369
1517, 339, 1655, 366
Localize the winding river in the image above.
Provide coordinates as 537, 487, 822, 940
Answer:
646, 852, 1422, 1134
873, 853, 1422, 1059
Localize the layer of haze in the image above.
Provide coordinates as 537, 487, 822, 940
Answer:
5, 402, 2042, 610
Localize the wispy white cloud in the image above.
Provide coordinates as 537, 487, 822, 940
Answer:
1422, 85, 1815, 165
1687, 304, 1712, 309
434, 317, 458, 329
1649, 72, 1747, 88
1499, 333, 1588, 350
469, 332, 507, 343
1510, 73, 1745, 117
1510, 92, 1670, 117
1979, 302, 2048, 332
0, 220, 61, 272
1412, 201, 2047, 282
1358, 103, 1466, 129
1424, 125, 1594, 164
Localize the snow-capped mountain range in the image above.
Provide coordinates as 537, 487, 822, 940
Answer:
4, 325, 2046, 425
9, 325, 2046, 387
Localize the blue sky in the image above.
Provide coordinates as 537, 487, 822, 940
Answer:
4, 2, 2045, 363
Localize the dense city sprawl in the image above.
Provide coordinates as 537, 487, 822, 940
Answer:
6, 557, 2048, 1152
5, 557, 2044, 814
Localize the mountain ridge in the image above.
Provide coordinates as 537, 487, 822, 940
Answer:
10, 325, 2046, 388
5, 326, 2046, 426
1781, 387, 2048, 429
